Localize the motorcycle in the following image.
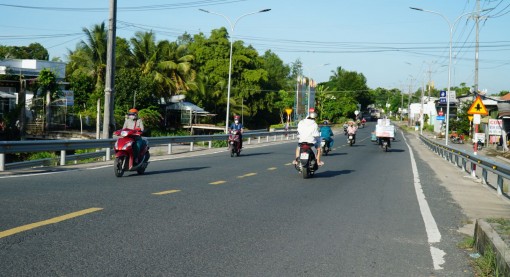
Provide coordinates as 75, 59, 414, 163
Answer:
321, 138, 331, 156
343, 126, 348, 136
347, 133, 355, 146
450, 135, 464, 144
228, 130, 242, 157
295, 143, 318, 179
379, 137, 391, 152
113, 128, 150, 177
476, 139, 484, 150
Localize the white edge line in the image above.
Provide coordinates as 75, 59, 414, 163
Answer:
402, 131, 445, 270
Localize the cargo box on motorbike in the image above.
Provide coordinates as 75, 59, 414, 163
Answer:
375, 125, 395, 138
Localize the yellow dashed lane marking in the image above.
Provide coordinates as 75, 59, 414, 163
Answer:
210, 180, 226, 185
267, 167, 277, 171
237, 173, 257, 178
152, 189, 181, 195
0, 207, 103, 239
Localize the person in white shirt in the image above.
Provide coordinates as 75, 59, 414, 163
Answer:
293, 112, 323, 166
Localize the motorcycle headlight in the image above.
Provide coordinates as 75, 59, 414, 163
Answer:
120, 130, 129, 137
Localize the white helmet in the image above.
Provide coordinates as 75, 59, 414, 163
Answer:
308, 112, 317, 119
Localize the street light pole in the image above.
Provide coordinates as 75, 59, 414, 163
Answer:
410, 7, 487, 146
199, 8, 271, 133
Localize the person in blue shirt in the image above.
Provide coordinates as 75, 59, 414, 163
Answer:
319, 120, 334, 150
229, 115, 244, 149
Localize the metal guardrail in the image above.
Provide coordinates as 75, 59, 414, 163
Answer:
0, 130, 297, 171
419, 134, 510, 198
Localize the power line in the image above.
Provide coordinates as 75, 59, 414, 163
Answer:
0, 0, 247, 12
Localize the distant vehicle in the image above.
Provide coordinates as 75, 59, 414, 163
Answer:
370, 109, 381, 120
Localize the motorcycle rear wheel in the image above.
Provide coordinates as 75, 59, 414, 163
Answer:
301, 166, 309, 179
114, 157, 125, 177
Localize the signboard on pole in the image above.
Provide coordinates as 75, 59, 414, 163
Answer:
467, 96, 488, 115
488, 119, 503, 135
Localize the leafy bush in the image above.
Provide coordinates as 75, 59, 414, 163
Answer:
28, 151, 57, 161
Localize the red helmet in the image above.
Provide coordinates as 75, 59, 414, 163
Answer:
234, 115, 240, 120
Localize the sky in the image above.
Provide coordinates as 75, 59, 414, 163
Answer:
1, 0, 509, 94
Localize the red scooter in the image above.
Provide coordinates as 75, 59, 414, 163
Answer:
113, 128, 150, 177
228, 130, 242, 157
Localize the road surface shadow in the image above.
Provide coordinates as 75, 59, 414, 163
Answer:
323, 152, 347, 157
315, 169, 355, 178
131, 166, 210, 176
239, 152, 273, 157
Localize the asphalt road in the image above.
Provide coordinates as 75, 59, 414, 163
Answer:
0, 123, 475, 276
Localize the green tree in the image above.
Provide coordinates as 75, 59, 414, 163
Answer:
67, 23, 107, 97
0, 43, 49, 60
324, 67, 371, 117
156, 41, 196, 98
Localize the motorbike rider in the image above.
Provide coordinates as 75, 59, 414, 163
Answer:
122, 108, 145, 164
228, 115, 244, 149
319, 120, 334, 150
343, 121, 349, 135
361, 117, 367, 126
293, 112, 323, 166
347, 121, 358, 143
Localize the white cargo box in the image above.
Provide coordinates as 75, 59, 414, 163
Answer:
377, 119, 391, 126
375, 125, 395, 137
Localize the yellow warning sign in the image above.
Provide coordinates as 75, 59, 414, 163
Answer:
467, 96, 488, 115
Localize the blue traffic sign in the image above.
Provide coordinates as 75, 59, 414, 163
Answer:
439, 98, 447, 104
440, 91, 446, 97
436, 116, 445, 120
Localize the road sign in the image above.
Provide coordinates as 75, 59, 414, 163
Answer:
436, 116, 445, 120
467, 96, 488, 115
440, 91, 446, 97
438, 110, 444, 116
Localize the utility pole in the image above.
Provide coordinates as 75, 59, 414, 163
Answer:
473, 0, 481, 93
102, 0, 117, 140
18, 74, 26, 140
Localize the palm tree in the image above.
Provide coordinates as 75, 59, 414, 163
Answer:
67, 23, 107, 93
130, 31, 158, 75
155, 42, 196, 99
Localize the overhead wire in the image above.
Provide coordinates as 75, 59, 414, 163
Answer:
0, 0, 247, 12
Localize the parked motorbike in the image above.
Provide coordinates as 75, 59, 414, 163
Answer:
379, 137, 391, 152
321, 138, 331, 156
347, 133, 355, 146
450, 135, 464, 144
228, 130, 242, 157
113, 128, 150, 177
295, 143, 318, 179
476, 139, 484, 150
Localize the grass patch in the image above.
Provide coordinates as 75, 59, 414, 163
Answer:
473, 244, 499, 277
458, 236, 475, 249
458, 236, 499, 276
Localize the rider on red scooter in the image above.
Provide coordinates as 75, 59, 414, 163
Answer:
122, 108, 145, 164
228, 115, 244, 149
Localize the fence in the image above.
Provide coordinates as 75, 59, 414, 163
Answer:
420, 134, 510, 199
0, 130, 297, 171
